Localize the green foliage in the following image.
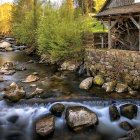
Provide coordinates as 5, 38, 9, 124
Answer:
37, 3, 91, 63
11, 0, 41, 46
12, 11, 37, 45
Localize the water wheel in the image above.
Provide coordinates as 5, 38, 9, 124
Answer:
111, 19, 139, 51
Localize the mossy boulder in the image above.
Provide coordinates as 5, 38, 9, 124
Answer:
115, 83, 128, 93
133, 78, 140, 90
93, 75, 105, 86
102, 81, 116, 92
120, 73, 134, 85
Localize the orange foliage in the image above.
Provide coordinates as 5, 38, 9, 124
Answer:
0, 3, 12, 35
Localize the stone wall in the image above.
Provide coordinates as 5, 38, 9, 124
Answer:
85, 49, 140, 90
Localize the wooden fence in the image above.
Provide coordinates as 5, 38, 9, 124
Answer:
83, 32, 108, 48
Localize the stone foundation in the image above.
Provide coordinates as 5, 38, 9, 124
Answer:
85, 49, 140, 90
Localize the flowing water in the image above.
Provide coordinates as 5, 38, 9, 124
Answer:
0, 100, 140, 140
0, 41, 140, 140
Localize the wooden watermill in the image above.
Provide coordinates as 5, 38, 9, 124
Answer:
95, 0, 140, 51
112, 18, 139, 51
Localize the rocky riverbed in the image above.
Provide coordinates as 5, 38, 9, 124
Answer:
0, 38, 140, 140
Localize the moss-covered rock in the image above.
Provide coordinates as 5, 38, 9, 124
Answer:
93, 75, 105, 86
120, 73, 134, 85
115, 83, 128, 93
133, 78, 140, 90
102, 81, 116, 92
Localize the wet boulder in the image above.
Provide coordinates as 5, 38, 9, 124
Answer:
3, 70, 16, 75
15, 66, 26, 71
7, 115, 19, 124
115, 83, 128, 93
0, 77, 5, 82
118, 127, 140, 140
50, 103, 65, 117
4, 82, 26, 102
65, 106, 98, 131
5, 47, 14, 51
21, 75, 39, 83
93, 75, 105, 86
79, 77, 93, 90
28, 88, 44, 98
35, 114, 55, 137
109, 106, 120, 121
60, 61, 82, 71
102, 81, 116, 92
119, 121, 133, 131
0, 41, 11, 49
1, 62, 14, 70
120, 104, 138, 119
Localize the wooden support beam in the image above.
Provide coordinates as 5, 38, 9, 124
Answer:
101, 19, 109, 30
139, 16, 140, 52
130, 16, 140, 29
108, 19, 112, 49
101, 18, 119, 49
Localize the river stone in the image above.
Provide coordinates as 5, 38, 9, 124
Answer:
21, 75, 39, 83
115, 83, 128, 93
119, 121, 133, 131
2, 62, 14, 70
133, 78, 140, 90
0, 41, 11, 48
120, 104, 138, 119
4, 82, 26, 102
3, 70, 16, 75
118, 127, 140, 140
79, 77, 93, 90
5, 47, 14, 51
102, 81, 116, 92
7, 115, 19, 123
15, 66, 26, 71
35, 114, 55, 137
28, 88, 44, 98
65, 106, 98, 131
93, 75, 105, 86
109, 106, 120, 121
60, 61, 82, 71
50, 103, 65, 117
0, 77, 5, 82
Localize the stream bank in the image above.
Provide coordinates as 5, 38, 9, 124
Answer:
0, 38, 140, 140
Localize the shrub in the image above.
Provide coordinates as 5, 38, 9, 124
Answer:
37, 4, 90, 63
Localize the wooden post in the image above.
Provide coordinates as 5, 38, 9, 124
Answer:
139, 16, 140, 52
130, 16, 140, 51
101, 34, 104, 48
108, 19, 112, 49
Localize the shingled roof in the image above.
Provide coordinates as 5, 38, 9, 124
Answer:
95, 0, 140, 17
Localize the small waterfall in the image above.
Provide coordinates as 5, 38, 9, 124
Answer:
0, 100, 140, 140
77, 64, 86, 76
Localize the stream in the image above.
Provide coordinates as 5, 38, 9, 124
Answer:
0, 39, 140, 140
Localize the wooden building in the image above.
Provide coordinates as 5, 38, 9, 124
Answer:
95, 0, 140, 51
